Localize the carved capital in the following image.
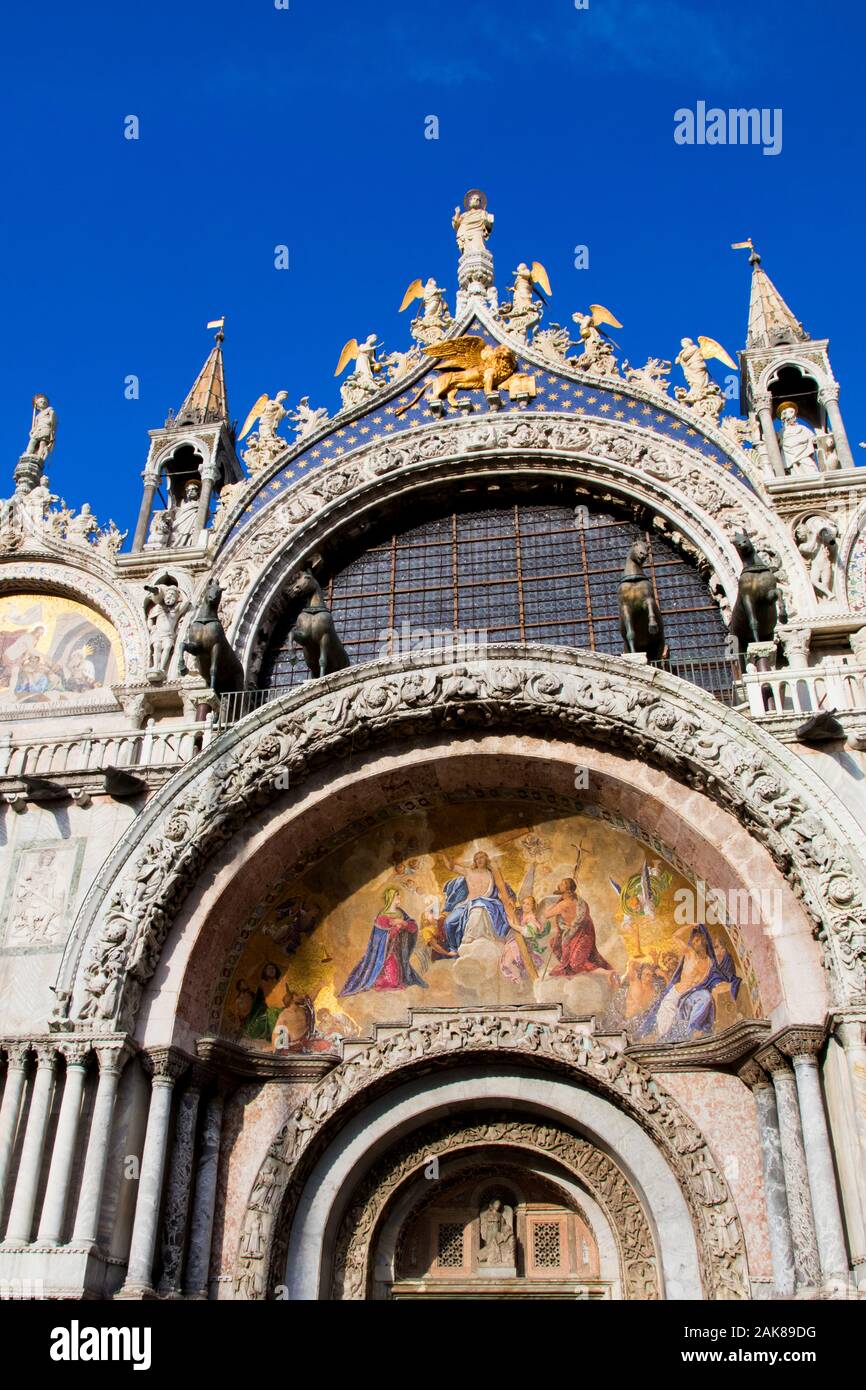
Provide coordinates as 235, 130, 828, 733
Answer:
2, 1041, 31, 1070
774, 1025, 825, 1061
755, 1044, 792, 1078
93, 1038, 134, 1075
818, 384, 840, 406
56, 1040, 91, 1068
737, 1058, 772, 1090
31, 1042, 58, 1069
143, 1047, 190, 1085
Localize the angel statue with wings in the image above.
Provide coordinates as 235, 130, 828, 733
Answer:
400, 277, 453, 346
572, 305, 623, 377
674, 336, 737, 425
501, 262, 551, 338
334, 334, 385, 410
395, 335, 519, 417
238, 391, 291, 475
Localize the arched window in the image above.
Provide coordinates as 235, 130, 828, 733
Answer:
260, 500, 734, 698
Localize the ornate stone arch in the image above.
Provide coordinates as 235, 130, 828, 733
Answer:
55, 648, 866, 1033
233, 1014, 749, 1301
0, 556, 148, 684
208, 413, 812, 672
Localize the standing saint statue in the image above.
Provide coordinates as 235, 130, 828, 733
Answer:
170, 480, 202, 547
24, 394, 57, 462
777, 402, 819, 475
478, 1199, 516, 1267
453, 190, 494, 256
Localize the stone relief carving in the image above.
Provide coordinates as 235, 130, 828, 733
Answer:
330, 1113, 659, 1300
62, 651, 866, 1036
230, 1013, 747, 1301
795, 517, 838, 600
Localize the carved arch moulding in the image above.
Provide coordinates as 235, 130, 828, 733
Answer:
54, 647, 866, 1036
206, 412, 814, 666
234, 1013, 749, 1301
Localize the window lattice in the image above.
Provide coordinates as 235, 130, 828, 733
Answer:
532, 1221, 562, 1268
436, 1222, 465, 1268
261, 504, 732, 696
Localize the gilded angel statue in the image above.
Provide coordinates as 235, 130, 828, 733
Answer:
400, 277, 452, 345
334, 334, 385, 409
239, 391, 291, 474
572, 304, 623, 375
674, 336, 737, 424
239, 391, 290, 445
506, 262, 551, 316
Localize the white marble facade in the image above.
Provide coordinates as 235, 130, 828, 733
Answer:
1, 204, 865, 1302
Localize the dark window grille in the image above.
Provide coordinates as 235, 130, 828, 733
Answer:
261, 504, 736, 700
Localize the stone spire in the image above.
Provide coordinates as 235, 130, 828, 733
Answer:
173, 321, 229, 427
745, 248, 808, 350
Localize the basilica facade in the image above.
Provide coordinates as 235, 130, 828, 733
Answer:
0, 195, 864, 1301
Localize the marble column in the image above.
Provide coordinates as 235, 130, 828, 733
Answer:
758, 1045, 821, 1291
196, 461, 220, 533
0, 1044, 30, 1220
71, 1041, 131, 1247
739, 1059, 796, 1296
132, 465, 160, 552
778, 1029, 849, 1290
37, 1042, 90, 1245
2, 1044, 57, 1245
117, 1048, 188, 1298
184, 1087, 226, 1300
819, 385, 856, 471
755, 392, 786, 478
157, 1068, 209, 1296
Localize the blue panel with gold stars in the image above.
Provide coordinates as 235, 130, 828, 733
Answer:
225, 319, 754, 544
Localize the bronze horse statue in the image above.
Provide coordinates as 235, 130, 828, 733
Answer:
619, 541, 666, 660
730, 531, 780, 650
178, 578, 245, 694
289, 569, 349, 678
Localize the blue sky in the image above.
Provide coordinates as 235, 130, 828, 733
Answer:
1, 0, 863, 528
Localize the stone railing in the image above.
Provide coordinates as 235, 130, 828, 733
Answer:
742, 658, 866, 719
0, 716, 215, 799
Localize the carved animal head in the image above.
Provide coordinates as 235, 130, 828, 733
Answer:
203, 578, 223, 608
628, 541, 649, 568
732, 531, 756, 564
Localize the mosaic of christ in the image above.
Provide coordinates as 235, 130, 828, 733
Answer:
219, 804, 754, 1056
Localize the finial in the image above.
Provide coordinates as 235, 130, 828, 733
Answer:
207, 316, 226, 344
732, 238, 760, 267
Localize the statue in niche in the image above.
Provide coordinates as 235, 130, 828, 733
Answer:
795, 517, 837, 599
23, 394, 57, 462
478, 1198, 515, 1267
452, 189, 494, 256
144, 582, 192, 677
146, 507, 174, 549
170, 480, 202, 547
777, 402, 819, 475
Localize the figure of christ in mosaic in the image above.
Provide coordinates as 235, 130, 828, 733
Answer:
218, 808, 753, 1053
